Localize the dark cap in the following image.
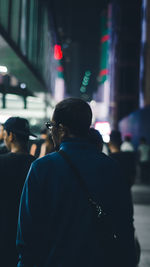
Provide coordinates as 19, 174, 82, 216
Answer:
4, 117, 37, 137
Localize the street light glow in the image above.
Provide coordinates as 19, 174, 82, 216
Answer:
0, 66, 8, 73
20, 83, 26, 89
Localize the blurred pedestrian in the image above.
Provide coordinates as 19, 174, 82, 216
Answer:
17, 98, 136, 267
0, 117, 36, 267
88, 127, 103, 151
109, 130, 136, 188
120, 134, 134, 152
0, 123, 8, 154
30, 127, 47, 158
109, 130, 122, 153
109, 130, 140, 265
39, 132, 55, 158
138, 137, 150, 184
88, 128, 110, 155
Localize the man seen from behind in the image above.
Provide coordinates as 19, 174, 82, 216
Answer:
16, 98, 136, 267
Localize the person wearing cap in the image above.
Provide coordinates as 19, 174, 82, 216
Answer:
16, 98, 136, 267
0, 117, 36, 267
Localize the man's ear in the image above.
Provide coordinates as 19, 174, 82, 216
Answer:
9, 131, 14, 142
58, 124, 69, 139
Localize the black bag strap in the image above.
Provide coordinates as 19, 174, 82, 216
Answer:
58, 150, 103, 211
58, 150, 119, 240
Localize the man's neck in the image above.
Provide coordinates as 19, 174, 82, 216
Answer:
11, 144, 28, 154
109, 145, 120, 153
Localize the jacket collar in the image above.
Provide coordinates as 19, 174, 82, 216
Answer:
59, 137, 99, 152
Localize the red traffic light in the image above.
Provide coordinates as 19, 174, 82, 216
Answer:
54, 45, 63, 60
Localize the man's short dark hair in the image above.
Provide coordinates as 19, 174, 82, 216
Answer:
53, 98, 92, 137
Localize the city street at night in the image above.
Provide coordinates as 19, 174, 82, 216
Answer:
1, 0, 150, 266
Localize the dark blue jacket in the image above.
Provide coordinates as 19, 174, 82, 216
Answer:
16, 139, 136, 267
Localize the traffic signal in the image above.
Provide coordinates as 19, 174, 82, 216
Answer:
54, 45, 63, 60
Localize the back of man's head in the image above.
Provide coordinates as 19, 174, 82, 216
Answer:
110, 130, 122, 149
53, 98, 92, 137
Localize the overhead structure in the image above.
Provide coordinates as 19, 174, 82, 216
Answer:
0, 0, 66, 129
0, 0, 63, 95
